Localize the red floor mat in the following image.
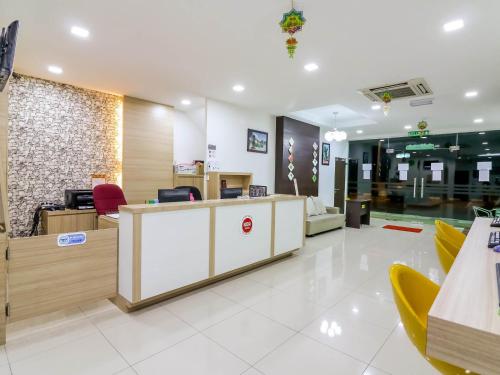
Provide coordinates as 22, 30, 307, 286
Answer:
383, 224, 423, 233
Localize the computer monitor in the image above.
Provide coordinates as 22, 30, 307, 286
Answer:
220, 187, 242, 199
249, 185, 267, 198
158, 188, 190, 203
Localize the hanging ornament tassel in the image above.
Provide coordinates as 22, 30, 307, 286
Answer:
382, 92, 392, 117
286, 37, 298, 58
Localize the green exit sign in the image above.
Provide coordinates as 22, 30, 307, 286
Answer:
406, 143, 435, 151
408, 130, 430, 137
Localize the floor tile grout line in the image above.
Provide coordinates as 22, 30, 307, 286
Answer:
366, 320, 401, 369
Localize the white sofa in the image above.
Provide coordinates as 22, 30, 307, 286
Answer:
305, 197, 345, 236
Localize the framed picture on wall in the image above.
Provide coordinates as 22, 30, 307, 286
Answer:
322, 143, 330, 165
247, 129, 268, 154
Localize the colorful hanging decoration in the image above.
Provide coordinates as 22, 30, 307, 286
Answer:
417, 120, 429, 137
382, 92, 392, 116
279, 5, 306, 58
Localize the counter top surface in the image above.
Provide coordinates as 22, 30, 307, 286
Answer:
119, 194, 306, 214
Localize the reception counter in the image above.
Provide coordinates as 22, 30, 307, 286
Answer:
115, 195, 306, 310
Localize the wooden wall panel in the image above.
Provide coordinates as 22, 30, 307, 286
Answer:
122, 96, 173, 204
8, 229, 117, 322
275, 116, 319, 196
0, 83, 9, 233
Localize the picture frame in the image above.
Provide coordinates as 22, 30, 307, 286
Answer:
247, 129, 268, 154
321, 143, 330, 165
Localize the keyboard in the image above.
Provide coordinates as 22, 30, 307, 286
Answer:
489, 232, 500, 248
492, 217, 500, 227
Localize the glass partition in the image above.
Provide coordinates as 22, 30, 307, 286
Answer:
348, 130, 500, 221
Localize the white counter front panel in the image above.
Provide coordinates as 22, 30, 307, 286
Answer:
141, 208, 210, 299
214, 203, 272, 275
274, 199, 304, 255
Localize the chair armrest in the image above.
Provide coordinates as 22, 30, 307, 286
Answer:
326, 207, 340, 214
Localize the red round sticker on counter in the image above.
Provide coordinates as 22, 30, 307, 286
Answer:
242, 216, 253, 234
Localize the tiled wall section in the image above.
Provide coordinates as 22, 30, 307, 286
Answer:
8, 74, 122, 236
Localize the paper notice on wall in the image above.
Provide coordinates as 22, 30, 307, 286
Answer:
479, 170, 490, 182
207, 144, 219, 171
362, 163, 372, 171
431, 162, 444, 171
363, 170, 371, 180
398, 163, 409, 171
477, 161, 492, 171
432, 170, 442, 181
399, 170, 408, 181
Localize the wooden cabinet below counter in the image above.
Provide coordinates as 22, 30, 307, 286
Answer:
41, 209, 97, 234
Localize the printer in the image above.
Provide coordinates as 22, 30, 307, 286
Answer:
64, 189, 94, 210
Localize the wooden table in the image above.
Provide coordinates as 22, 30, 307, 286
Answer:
427, 217, 500, 374
345, 199, 370, 229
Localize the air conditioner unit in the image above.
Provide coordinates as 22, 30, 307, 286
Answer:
360, 78, 433, 102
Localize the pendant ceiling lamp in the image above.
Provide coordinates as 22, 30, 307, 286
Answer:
325, 112, 347, 142
279, 1, 306, 58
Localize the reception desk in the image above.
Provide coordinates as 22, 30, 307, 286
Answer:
115, 195, 306, 310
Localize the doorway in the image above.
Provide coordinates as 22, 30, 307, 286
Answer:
334, 157, 346, 213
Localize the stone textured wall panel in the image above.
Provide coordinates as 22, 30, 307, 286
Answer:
8, 74, 122, 236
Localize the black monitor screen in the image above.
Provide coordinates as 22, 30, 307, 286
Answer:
220, 187, 242, 199
158, 188, 190, 203
249, 185, 267, 198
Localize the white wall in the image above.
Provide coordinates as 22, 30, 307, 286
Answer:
173, 106, 206, 164
206, 99, 276, 192
318, 127, 349, 207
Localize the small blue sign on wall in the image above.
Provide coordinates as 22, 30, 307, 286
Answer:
57, 232, 87, 247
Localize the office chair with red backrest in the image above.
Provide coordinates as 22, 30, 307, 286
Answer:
93, 184, 127, 215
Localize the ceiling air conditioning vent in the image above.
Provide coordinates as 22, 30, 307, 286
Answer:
360, 78, 433, 102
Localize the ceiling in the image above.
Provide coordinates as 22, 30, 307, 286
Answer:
2, 0, 500, 139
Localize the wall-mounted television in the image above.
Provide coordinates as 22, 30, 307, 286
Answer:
0, 20, 19, 92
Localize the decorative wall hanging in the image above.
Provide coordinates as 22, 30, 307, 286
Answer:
312, 142, 318, 183
322, 143, 330, 165
279, 2, 306, 58
247, 129, 268, 154
382, 92, 392, 116
288, 137, 295, 180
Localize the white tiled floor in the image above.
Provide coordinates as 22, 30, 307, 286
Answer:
1, 218, 442, 374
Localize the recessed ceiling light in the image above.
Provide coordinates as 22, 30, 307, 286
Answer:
482, 141, 488, 145
485, 148, 490, 151
478, 132, 485, 135
48, 65, 63, 74
426, 154, 431, 157
371, 104, 381, 110
304, 63, 319, 72
412, 152, 416, 154
379, 139, 384, 142
70, 26, 90, 38
232, 84, 245, 92
473, 118, 484, 124
421, 136, 428, 139
181, 99, 191, 105
356, 130, 363, 134
404, 125, 412, 130
465, 90, 478, 98
443, 19, 464, 32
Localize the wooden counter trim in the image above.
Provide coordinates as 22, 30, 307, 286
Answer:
43, 209, 96, 216
427, 315, 500, 374
119, 195, 306, 214
132, 214, 142, 302
114, 250, 295, 312
270, 201, 276, 257
209, 207, 216, 277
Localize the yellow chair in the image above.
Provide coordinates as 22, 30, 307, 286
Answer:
434, 236, 456, 274
389, 264, 475, 375
435, 220, 465, 252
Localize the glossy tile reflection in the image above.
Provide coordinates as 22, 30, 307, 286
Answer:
1, 218, 440, 374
